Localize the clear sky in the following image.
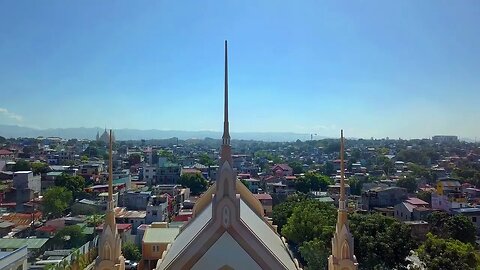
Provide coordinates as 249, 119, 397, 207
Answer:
1, 1, 479, 139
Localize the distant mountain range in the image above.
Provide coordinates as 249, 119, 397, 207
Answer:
0, 125, 317, 142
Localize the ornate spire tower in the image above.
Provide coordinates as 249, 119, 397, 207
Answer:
221, 40, 232, 165
95, 130, 125, 270
214, 40, 236, 213
328, 130, 358, 270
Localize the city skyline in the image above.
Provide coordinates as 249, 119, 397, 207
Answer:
1, 1, 480, 139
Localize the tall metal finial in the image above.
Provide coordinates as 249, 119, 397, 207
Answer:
340, 130, 346, 203
222, 40, 230, 146
108, 129, 113, 203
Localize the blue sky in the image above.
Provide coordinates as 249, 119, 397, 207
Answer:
1, 1, 479, 139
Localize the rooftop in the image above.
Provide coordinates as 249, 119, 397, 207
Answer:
0, 238, 49, 249
143, 227, 180, 244
451, 207, 480, 214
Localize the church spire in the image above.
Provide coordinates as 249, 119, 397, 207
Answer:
221, 40, 232, 164
95, 130, 125, 270
328, 130, 358, 270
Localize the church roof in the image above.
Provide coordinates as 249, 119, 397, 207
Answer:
159, 203, 213, 267
239, 199, 298, 269
157, 197, 298, 269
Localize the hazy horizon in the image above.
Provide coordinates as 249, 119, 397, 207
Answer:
1, 1, 479, 139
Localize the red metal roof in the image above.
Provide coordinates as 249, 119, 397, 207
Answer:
0, 149, 13, 155
406, 197, 429, 206
36, 225, 57, 233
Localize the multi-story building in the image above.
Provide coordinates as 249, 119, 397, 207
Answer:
157, 159, 180, 185
13, 171, 41, 211
432, 135, 459, 144
140, 222, 180, 270
120, 191, 151, 211
394, 197, 431, 221
431, 179, 468, 212
78, 163, 103, 179
361, 186, 408, 210
143, 165, 157, 186
145, 196, 169, 224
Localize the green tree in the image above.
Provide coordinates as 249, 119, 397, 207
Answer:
31, 161, 49, 175
396, 149, 428, 166
427, 212, 476, 244
43, 186, 73, 218
198, 153, 215, 166
128, 153, 142, 166
444, 215, 477, 244
53, 225, 86, 249
396, 176, 418, 193
272, 193, 310, 233
349, 214, 415, 270
158, 149, 177, 163
417, 233, 479, 270
348, 176, 363, 196
54, 173, 85, 199
122, 242, 142, 262
80, 155, 89, 162
322, 162, 335, 176
295, 172, 333, 193
298, 238, 330, 270
13, 160, 31, 171
281, 199, 336, 269
83, 146, 100, 158
178, 173, 208, 195
288, 161, 304, 175
282, 200, 336, 245
376, 156, 394, 176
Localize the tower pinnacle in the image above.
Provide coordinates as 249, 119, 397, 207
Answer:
328, 130, 358, 270
221, 40, 232, 163
94, 129, 125, 270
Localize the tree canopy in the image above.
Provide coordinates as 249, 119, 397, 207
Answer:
198, 153, 215, 166
396, 176, 418, 193
178, 173, 208, 195
280, 198, 336, 269
128, 153, 142, 166
272, 193, 310, 233
122, 242, 142, 262
53, 225, 86, 249
349, 213, 415, 270
54, 173, 85, 199
417, 233, 479, 270
288, 161, 304, 175
13, 160, 31, 171
427, 212, 476, 244
295, 172, 333, 193
282, 200, 336, 245
43, 186, 73, 218
31, 161, 49, 175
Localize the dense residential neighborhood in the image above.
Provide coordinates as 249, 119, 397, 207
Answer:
0, 131, 479, 269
